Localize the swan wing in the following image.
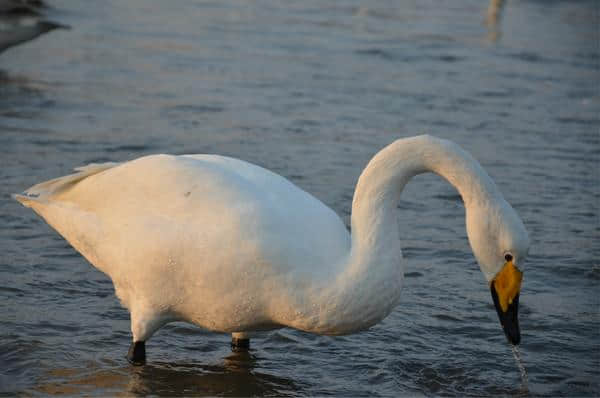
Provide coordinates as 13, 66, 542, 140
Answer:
15, 154, 350, 328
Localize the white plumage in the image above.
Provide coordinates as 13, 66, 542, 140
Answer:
14, 135, 529, 362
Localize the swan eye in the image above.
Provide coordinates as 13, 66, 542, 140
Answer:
504, 253, 513, 262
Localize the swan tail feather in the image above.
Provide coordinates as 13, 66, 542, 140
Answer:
13, 162, 119, 207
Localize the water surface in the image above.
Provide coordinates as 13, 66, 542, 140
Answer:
1, 0, 598, 396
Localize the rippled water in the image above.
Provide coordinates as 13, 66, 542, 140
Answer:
1, 0, 598, 396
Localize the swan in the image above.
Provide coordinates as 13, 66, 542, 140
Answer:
14, 135, 529, 365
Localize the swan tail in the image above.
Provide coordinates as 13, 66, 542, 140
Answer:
13, 162, 119, 207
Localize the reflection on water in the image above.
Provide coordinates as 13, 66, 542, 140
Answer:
34, 366, 128, 396
33, 351, 299, 397
485, 0, 505, 42
0, 69, 65, 133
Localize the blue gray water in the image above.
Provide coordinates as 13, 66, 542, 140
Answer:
1, 0, 598, 396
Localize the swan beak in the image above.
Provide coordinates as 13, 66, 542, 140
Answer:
490, 260, 523, 345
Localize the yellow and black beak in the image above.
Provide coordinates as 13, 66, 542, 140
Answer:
490, 259, 523, 345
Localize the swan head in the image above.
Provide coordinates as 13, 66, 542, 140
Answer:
466, 198, 530, 345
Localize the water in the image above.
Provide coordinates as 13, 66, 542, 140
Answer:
511, 345, 529, 395
1, 0, 598, 396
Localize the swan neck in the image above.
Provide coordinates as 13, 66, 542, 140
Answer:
291, 136, 502, 334
350, 135, 499, 251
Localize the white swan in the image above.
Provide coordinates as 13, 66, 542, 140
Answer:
14, 135, 529, 365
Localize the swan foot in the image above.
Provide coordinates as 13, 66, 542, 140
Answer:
231, 337, 250, 352
126, 341, 146, 365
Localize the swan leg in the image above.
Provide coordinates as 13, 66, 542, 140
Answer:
127, 307, 164, 365
231, 332, 250, 352
126, 341, 146, 365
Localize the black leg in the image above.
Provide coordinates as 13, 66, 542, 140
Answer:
126, 341, 146, 365
231, 337, 250, 352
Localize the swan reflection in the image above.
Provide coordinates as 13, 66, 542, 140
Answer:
485, 0, 506, 42
33, 351, 298, 397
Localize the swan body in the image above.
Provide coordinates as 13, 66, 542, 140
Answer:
14, 135, 529, 363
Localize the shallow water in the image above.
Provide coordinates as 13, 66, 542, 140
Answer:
1, 0, 598, 396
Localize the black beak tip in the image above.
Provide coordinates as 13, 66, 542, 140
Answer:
507, 329, 521, 345
491, 285, 521, 346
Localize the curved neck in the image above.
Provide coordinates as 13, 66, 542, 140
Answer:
291, 136, 502, 335
350, 135, 499, 254
330, 136, 500, 332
